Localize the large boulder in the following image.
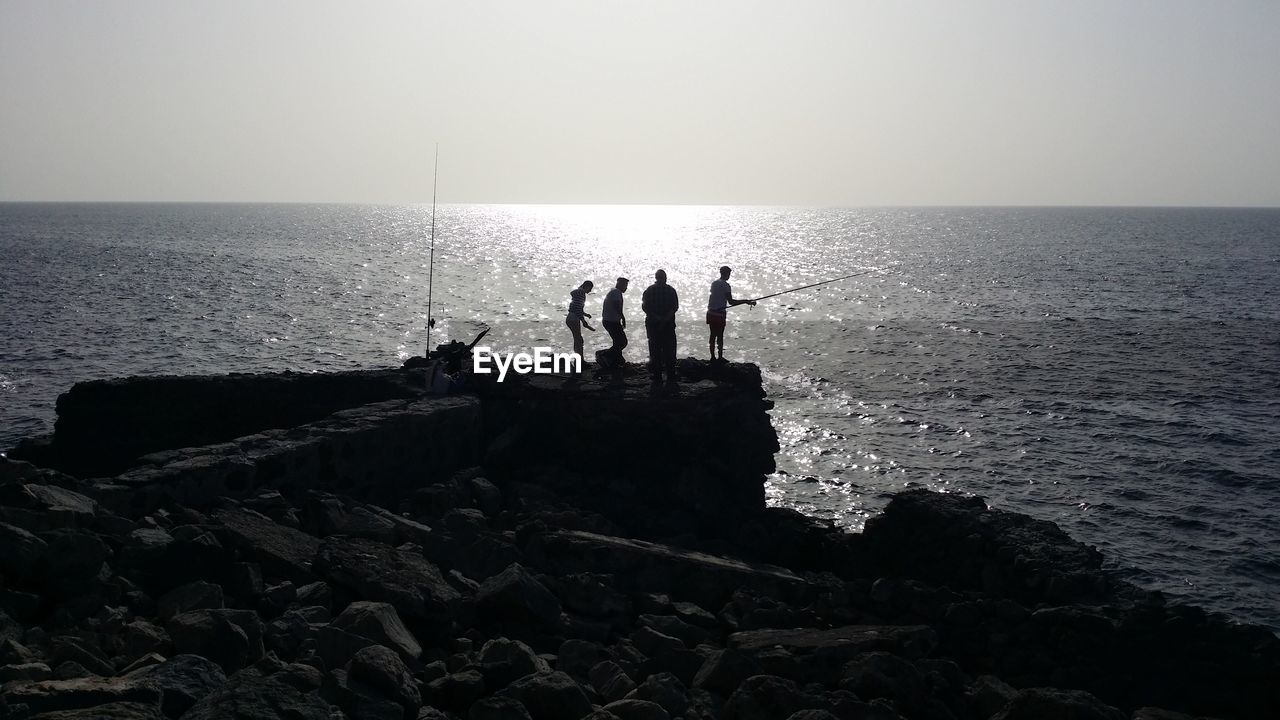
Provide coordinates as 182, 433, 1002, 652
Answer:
0, 521, 48, 583
332, 600, 422, 664
0, 676, 162, 716
125, 654, 226, 719
166, 609, 264, 673
347, 644, 422, 716
498, 671, 594, 720
312, 536, 460, 630
212, 506, 321, 584
991, 687, 1126, 720
476, 564, 562, 631
180, 667, 334, 720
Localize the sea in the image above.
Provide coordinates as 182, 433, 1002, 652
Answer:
1, 203, 1277, 631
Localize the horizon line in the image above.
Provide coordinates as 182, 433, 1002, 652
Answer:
2, 200, 1279, 211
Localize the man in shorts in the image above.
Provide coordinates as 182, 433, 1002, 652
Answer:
706, 266, 755, 361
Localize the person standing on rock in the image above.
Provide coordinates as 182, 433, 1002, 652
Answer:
565, 280, 595, 362
706, 265, 755, 361
641, 269, 679, 383
600, 277, 629, 366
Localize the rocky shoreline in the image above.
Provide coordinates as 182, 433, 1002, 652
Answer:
1, 361, 1276, 720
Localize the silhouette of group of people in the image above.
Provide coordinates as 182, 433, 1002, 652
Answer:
566, 266, 755, 383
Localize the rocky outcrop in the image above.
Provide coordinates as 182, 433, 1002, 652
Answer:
9, 369, 429, 477
0, 362, 1276, 720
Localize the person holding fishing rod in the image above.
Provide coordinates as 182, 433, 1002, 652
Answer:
706, 266, 756, 361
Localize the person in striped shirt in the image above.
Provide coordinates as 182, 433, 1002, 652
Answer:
565, 280, 595, 362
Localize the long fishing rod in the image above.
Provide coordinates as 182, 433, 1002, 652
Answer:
425, 144, 439, 356
746, 267, 883, 303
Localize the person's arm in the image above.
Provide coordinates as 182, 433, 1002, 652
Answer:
728, 291, 756, 307
669, 288, 679, 322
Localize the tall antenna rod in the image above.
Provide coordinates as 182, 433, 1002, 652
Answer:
425, 144, 439, 356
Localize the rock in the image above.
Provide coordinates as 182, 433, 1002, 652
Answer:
166, 609, 265, 673
604, 699, 670, 720
991, 687, 1126, 720
53, 660, 95, 680
2, 637, 39, 665
117, 653, 166, 676
626, 672, 687, 717
327, 666, 407, 720
278, 662, 324, 691
498, 671, 594, 720
317, 622, 384, 670
783, 712, 840, 720
729, 625, 938, 662
333, 600, 423, 664
469, 695, 535, 720
548, 574, 630, 621
527, 530, 804, 609
50, 636, 115, 677
297, 581, 334, 610
480, 637, 552, 689
467, 477, 504, 517
157, 580, 225, 621
180, 667, 334, 720
3, 483, 99, 528
313, 536, 460, 629
230, 563, 268, 602
1130, 709, 1198, 720
37, 529, 111, 599
26, 702, 164, 719
347, 643, 422, 715
861, 490, 1107, 605
671, 601, 719, 630
631, 626, 686, 658
0, 677, 162, 715
966, 674, 1018, 719
476, 563, 562, 630
212, 506, 321, 584
638, 615, 710, 648
1, 661, 53, 682
556, 639, 610, 680
721, 675, 818, 720
693, 649, 763, 696
589, 660, 637, 703
121, 620, 171, 663
840, 652, 934, 718
125, 654, 226, 719
424, 669, 487, 713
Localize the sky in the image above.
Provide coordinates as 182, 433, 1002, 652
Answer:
1, 0, 1278, 206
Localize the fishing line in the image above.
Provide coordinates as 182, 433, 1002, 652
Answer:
744, 267, 886, 304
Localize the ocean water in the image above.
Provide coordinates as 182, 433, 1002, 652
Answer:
1, 202, 1277, 629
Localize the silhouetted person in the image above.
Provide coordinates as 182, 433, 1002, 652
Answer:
641, 269, 679, 383
601, 277, 629, 365
565, 280, 595, 362
707, 265, 755, 360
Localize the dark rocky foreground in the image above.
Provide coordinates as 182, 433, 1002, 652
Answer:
1, 360, 1277, 720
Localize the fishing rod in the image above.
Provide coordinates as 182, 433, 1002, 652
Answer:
745, 267, 884, 303
425, 144, 439, 356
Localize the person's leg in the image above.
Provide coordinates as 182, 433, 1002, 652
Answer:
645, 320, 661, 379
716, 322, 725, 359
663, 323, 678, 380
567, 318, 583, 362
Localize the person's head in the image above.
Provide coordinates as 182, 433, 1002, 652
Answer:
581, 280, 594, 292
720, 266, 732, 280
616, 277, 629, 292
655, 269, 667, 284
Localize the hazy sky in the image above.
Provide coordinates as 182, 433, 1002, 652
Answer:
2, 1, 1277, 206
